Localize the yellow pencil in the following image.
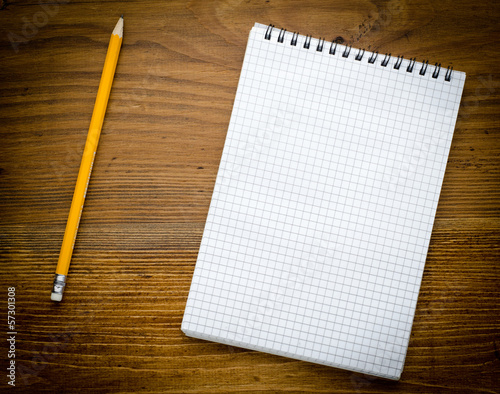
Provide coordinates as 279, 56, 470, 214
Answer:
51, 16, 123, 302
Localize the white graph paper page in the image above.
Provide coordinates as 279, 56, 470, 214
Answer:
182, 23, 466, 380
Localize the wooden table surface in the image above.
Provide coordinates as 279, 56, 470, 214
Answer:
1, 0, 499, 392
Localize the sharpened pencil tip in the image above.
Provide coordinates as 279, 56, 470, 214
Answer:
121, 14, 124, 19
113, 15, 124, 37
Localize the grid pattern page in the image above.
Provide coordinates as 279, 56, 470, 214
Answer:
182, 23, 466, 380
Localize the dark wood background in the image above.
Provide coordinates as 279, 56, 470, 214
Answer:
0, 0, 498, 392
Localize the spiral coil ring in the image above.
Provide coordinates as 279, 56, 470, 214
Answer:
317, 38, 325, 52
381, 53, 391, 67
277, 28, 286, 43
329, 42, 337, 55
303, 35, 312, 49
406, 58, 416, 73
394, 56, 403, 70
264, 25, 453, 81
368, 51, 378, 64
355, 48, 365, 61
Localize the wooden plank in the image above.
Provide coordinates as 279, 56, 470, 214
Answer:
0, 0, 498, 392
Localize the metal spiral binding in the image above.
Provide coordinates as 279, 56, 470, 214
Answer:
342, 45, 351, 58
419, 60, 429, 75
445, 66, 453, 82
355, 48, 365, 61
263, 24, 454, 81
329, 42, 337, 55
264, 24, 274, 40
394, 56, 404, 70
368, 51, 378, 64
381, 53, 391, 67
407, 58, 416, 73
303, 35, 312, 49
278, 28, 286, 43
317, 38, 325, 52
432, 63, 441, 79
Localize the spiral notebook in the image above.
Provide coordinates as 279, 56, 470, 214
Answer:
182, 23, 465, 380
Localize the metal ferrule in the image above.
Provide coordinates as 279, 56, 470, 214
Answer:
52, 274, 66, 296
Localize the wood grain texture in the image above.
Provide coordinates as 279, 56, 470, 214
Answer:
0, 0, 498, 392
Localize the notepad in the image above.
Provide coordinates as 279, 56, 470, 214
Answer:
182, 23, 465, 380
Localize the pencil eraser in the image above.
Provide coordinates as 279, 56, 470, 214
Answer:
51, 292, 63, 302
